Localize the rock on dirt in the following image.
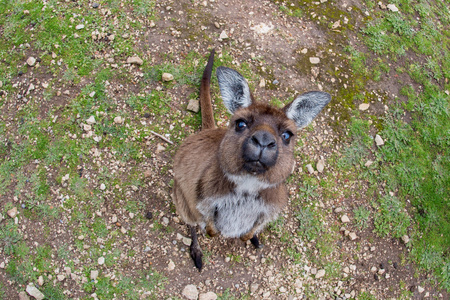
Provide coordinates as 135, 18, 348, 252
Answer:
402, 235, 410, 244
162, 73, 174, 82
387, 4, 399, 12
359, 103, 370, 110
168, 260, 175, 271
199, 292, 217, 300
86, 116, 96, 125
219, 30, 228, 40
90, 270, 99, 280
26, 57, 36, 67
309, 57, 320, 64
341, 215, 350, 223
315, 269, 326, 279
316, 159, 325, 173
349, 232, 358, 240
182, 284, 199, 300
375, 134, 384, 146
306, 164, 314, 174
18, 291, 29, 300
114, 116, 124, 124
26, 284, 44, 300
187, 99, 200, 113
7, 207, 18, 218
127, 56, 143, 65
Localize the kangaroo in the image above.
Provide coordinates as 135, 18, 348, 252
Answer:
173, 49, 331, 271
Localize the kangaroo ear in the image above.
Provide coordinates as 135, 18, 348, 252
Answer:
284, 91, 331, 129
216, 66, 252, 114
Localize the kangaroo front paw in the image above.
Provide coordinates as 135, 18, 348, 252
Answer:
250, 234, 264, 249
190, 243, 203, 271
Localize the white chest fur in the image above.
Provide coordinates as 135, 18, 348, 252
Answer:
197, 174, 278, 238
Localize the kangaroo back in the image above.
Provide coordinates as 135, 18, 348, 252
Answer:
200, 49, 215, 130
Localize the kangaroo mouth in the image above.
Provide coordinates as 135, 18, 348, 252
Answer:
243, 160, 268, 174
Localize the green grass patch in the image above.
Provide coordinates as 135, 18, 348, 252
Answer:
341, 0, 450, 291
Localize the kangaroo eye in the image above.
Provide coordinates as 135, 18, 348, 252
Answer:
281, 131, 292, 142
235, 119, 247, 131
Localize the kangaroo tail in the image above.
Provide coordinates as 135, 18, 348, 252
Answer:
200, 49, 216, 130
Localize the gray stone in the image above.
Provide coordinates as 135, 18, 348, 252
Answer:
250, 282, 259, 293
19, 291, 30, 300
306, 164, 314, 174
114, 116, 124, 124
127, 56, 143, 65
219, 30, 228, 40
341, 215, 350, 223
86, 116, 96, 125
168, 260, 175, 271
90, 270, 99, 280
375, 134, 384, 146
401, 235, 410, 244
316, 159, 325, 173
182, 284, 199, 300
7, 207, 18, 218
309, 57, 320, 64
26, 285, 44, 300
187, 99, 200, 113
182, 237, 192, 246
199, 292, 217, 300
26, 57, 36, 67
38, 275, 44, 286
315, 269, 326, 279
162, 73, 174, 82
387, 4, 399, 12
359, 103, 370, 111
349, 232, 358, 240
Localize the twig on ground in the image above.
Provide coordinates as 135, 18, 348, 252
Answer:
150, 130, 174, 145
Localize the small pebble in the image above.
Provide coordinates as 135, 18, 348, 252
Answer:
26, 57, 36, 67
341, 215, 350, 223
359, 103, 370, 111
309, 57, 320, 64
306, 164, 314, 174
315, 269, 326, 279
375, 134, 384, 146
162, 73, 174, 82
90, 270, 99, 280
182, 285, 199, 300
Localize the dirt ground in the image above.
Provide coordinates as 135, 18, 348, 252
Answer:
0, 0, 448, 299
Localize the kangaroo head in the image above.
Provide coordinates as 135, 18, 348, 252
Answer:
216, 66, 331, 185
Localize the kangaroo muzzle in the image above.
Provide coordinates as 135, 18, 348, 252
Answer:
243, 130, 279, 174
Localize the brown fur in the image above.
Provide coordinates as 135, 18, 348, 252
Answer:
172, 50, 330, 270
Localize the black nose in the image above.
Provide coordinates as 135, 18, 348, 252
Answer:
251, 131, 277, 150
243, 130, 278, 173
